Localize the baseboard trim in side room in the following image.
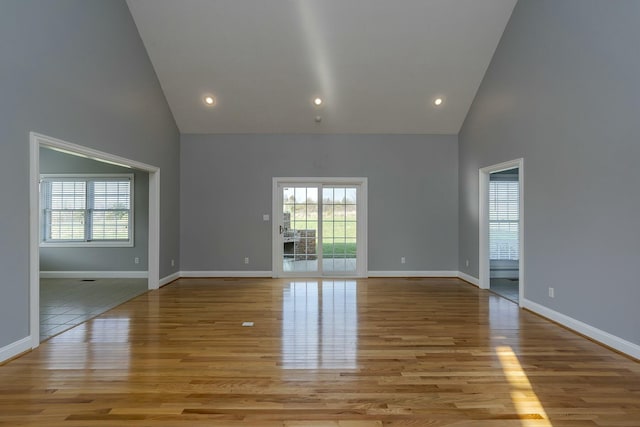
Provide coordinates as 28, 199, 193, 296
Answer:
457, 271, 480, 286
0, 336, 32, 364
180, 271, 273, 278
159, 271, 180, 287
523, 298, 640, 360
40, 271, 148, 279
368, 271, 459, 278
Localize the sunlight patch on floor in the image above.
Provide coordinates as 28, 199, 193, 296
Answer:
496, 345, 552, 426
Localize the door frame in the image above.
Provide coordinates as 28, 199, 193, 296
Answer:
479, 158, 524, 306
272, 177, 368, 278
29, 132, 160, 348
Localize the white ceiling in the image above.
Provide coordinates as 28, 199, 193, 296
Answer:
126, 0, 517, 134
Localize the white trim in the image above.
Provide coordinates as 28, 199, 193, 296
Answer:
0, 336, 32, 363
40, 271, 148, 279
273, 177, 369, 185
159, 271, 180, 287
457, 271, 480, 286
359, 179, 369, 278
272, 177, 368, 278
29, 135, 41, 348
40, 241, 135, 248
34, 133, 160, 171
147, 170, 160, 290
271, 180, 280, 277
523, 298, 640, 360
479, 168, 488, 289
181, 271, 273, 278
368, 270, 459, 278
30, 132, 161, 350
479, 158, 524, 306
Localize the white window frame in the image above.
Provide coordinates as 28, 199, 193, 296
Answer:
40, 173, 135, 247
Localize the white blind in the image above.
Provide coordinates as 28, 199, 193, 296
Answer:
90, 181, 131, 240
44, 181, 87, 240
41, 176, 132, 243
489, 180, 519, 260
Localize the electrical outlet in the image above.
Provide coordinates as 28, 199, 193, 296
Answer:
549, 287, 555, 298
134, 257, 140, 264
465, 259, 469, 267
401, 257, 406, 264
244, 257, 249, 264
171, 259, 175, 267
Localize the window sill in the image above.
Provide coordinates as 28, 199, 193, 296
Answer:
40, 241, 134, 248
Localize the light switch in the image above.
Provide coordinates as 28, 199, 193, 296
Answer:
263, 214, 270, 221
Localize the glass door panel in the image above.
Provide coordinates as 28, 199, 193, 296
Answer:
322, 187, 357, 274
282, 186, 319, 274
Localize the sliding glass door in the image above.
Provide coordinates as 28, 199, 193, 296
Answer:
273, 178, 367, 277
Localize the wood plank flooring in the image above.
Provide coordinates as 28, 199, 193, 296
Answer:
1, 277, 639, 426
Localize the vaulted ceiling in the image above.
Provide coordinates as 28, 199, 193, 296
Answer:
126, 0, 517, 134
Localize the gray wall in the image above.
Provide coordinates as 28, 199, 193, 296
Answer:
459, 0, 640, 345
181, 134, 458, 272
39, 147, 149, 271
0, 1, 180, 350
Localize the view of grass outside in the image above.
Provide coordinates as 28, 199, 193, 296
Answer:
322, 241, 357, 258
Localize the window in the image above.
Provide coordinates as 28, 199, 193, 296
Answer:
40, 174, 133, 246
489, 180, 519, 260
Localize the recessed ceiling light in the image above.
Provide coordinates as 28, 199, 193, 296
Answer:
313, 97, 323, 106
203, 95, 216, 106
434, 97, 443, 106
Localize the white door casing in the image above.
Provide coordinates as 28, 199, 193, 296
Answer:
478, 158, 524, 306
272, 177, 368, 278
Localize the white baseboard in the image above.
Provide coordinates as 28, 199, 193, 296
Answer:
457, 271, 480, 286
180, 270, 273, 278
523, 298, 640, 360
40, 271, 148, 279
159, 271, 180, 287
368, 270, 458, 278
0, 336, 32, 363
180, 270, 467, 280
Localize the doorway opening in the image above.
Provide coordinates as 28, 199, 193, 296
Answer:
29, 132, 160, 348
488, 168, 520, 303
479, 159, 523, 306
272, 178, 368, 278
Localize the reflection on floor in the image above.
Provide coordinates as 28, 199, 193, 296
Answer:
283, 258, 357, 273
282, 280, 357, 369
490, 277, 519, 303
40, 278, 148, 341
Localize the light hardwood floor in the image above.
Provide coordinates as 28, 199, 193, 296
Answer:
1, 277, 639, 426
